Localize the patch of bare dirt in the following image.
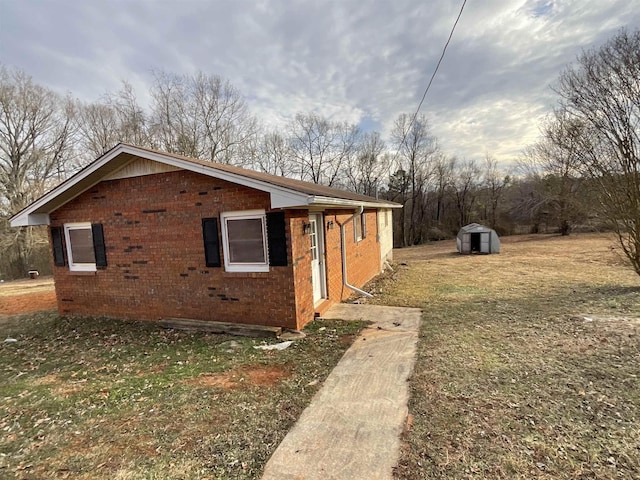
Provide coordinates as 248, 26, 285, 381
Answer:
0, 277, 56, 316
31, 374, 87, 397
185, 364, 291, 390
338, 333, 356, 344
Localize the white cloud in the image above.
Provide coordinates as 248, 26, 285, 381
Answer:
1, 0, 638, 166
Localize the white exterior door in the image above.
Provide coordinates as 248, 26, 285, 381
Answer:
378, 208, 393, 265
309, 214, 326, 305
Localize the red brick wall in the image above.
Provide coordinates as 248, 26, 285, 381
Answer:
48, 169, 384, 331
322, 209, 381, 304
280, 209, 382, 322
49, 169, 301, 329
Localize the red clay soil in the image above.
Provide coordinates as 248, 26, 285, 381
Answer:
185, 364, 292, 390
0, 290, 57, 316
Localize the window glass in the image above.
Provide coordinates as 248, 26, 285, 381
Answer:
354, 213, 363, 241
309, 220, 318, 261
226, 218, 266, 263
64, 223, 96, 272
68, 228, 95, 263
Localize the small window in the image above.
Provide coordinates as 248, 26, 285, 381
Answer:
64, 223, 96, 271
354, 212, 366, 242
221, 210, 269, 272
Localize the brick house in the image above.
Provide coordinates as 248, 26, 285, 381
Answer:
11, 144, 399, 330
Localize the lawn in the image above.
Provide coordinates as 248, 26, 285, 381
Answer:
371, 233, 639, 479
0, 312, 365, 479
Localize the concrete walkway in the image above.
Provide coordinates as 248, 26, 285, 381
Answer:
261, 304, 422, 480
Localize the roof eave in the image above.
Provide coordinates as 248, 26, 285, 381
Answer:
9, 145, 132, 227
9, 144, 401, 227
10, 213, 50, 227
308, 196, 402, 209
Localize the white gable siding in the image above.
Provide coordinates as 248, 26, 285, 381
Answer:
104, 158, 181, 180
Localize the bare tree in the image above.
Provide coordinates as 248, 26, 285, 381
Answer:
288, 113, 359, 186
343, 131, 389, 196
522, 110, 586, 235
75, 81, 150, 160
481, 154, 510, 230
75, 102, 120, 157
450, 158, 481, 228
553, 28, 640, 274
432, 153, 454, 227
253, 130, 293, 176
106, 81, 150, 148
0, 66, 76, 275
149, 71, 257, 165
392, 113, 438, 245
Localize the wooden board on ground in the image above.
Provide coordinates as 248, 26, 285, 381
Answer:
159, 317, 282, 338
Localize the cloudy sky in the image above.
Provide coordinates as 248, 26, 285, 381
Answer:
1, 0, 638, 164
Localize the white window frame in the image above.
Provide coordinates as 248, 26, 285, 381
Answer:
63, 222, 96, 272
354, 212, 366, 243
220, 210, 269, 273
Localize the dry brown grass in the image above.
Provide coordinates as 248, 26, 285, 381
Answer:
385, 233, 636, 307
0, 276, 54, 297
371, 233, 639, 480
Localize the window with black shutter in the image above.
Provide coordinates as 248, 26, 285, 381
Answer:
51, 226, 66, 266
202, 217, 221, 267
266, 211, 288, 266
91, 223, 107, 267
63, 222, 99, 272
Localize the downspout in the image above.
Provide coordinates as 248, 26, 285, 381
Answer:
339, 206, 374, 298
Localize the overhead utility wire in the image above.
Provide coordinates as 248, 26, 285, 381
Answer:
392, 0, 468, 162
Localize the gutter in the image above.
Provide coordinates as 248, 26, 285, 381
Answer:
339, 206, 373, 299
309, 195, 402, 209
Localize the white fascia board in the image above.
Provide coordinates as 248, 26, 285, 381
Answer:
270, 190, 311, 208
9, 146, 133, 226
10, 213, 50, 227
308, 196, 403, 209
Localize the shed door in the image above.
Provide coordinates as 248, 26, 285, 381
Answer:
480, 232, 491, 253
462, 233, 471, 253
309, 214, 327, 305
470, 233, 481, 252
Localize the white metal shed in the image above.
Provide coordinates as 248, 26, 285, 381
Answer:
456, 223, 500, 254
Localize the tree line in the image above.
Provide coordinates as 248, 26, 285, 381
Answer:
1, 28, 638, 279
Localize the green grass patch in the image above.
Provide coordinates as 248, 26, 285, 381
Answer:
0, 313, 365, 479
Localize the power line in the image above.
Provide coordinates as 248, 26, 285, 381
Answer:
392, 0, 468, 164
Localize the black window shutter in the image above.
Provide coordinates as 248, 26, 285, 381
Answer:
266, 211, 288, 266
202, 218, 221, 267
92, 223, 108, 267
51, 226, 66, 267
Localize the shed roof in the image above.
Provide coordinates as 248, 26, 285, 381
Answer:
458, 223, 496, 234
10, 143, 401, 227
